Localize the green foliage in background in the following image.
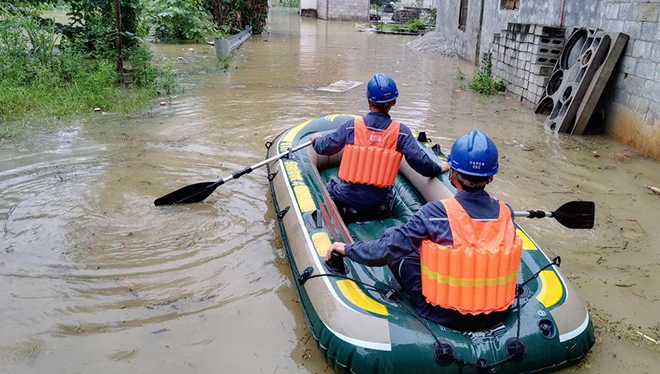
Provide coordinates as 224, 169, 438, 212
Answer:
426, 8, 436, 26
469, 57, 506, 95
370, 4, 382, 12
0, 2, 175, 139
377, 19, 426, 33
0, 0, 273, 139
205, 0, 269, 35
272, 0, 298, 8
145, 0, 217, 42
63, 0, 142, 55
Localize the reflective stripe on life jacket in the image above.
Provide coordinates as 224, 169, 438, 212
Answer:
420, 198, 523, 315
337, 116, 403, 188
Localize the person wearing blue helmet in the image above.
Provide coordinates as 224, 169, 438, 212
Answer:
313, 73, 447, 216
325, 130, 520, 330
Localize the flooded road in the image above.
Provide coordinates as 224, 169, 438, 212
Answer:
1, 9, 660, 373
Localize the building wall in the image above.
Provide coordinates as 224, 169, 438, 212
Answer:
423, 0, 437, 8
598, 1, 660, 158
400, 0, 437, 7
317, 0, 328, 19
436, 0, 660, 159
316, 0, 369, 20
300, 0, 317, 11
436, 0, 484, 62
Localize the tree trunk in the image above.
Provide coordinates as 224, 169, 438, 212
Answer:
114, 0, 123, 84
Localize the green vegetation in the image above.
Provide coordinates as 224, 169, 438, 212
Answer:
377, 19, 426, 33
146, 0, 217, 42
425, 8, 436, 26
370, 4, 383, 12
469, 58, 506, 95
272, 0, 299, 8
205, 0, 269, 35
0, 2, 175, 139
0, 0, 270, 140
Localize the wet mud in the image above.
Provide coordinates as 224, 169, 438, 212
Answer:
1, 9, 659, 374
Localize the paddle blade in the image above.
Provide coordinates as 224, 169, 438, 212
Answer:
554, 201, 595, 229
154, 182, 218, 206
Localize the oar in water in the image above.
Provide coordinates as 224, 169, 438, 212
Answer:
154, 140, 313, 206
515, 201, 595, 229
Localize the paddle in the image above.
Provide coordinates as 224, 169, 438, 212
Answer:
154, 140, 313, 206
515, 201, 595, 229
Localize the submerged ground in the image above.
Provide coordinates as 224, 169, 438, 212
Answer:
1, 9, 659, 374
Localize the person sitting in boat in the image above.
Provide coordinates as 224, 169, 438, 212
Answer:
312, 73, 448, 213
324, 130, 523, 330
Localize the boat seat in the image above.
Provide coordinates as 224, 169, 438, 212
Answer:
319, 167, 426, 242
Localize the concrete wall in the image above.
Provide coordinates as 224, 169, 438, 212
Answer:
598, 1, 660, 158
317, 0, 369, 20
436, 0, 660, 159
300, 0, 316, 11
436, 0, 601, 63
400, 0, 438, 7
436, 0, 484, 62
423, 0, 437, 8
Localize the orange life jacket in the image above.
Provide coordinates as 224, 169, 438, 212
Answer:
337, 117, 403, 188
420, 198, 523, 315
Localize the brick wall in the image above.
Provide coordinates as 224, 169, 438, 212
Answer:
491, 24, 564, 107
317, 0, 369, 20
599, 1, 660, 158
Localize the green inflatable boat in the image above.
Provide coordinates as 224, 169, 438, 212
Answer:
266, 114, 594, 374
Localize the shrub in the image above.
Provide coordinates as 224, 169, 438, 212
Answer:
469, 57, 506, 95
0, 7, 176, 138
146, 0, 217, 42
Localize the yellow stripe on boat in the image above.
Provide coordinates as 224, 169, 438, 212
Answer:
516, 229, 537, 250
536, 270, 563, 308
324, 114, 358, 122
279, 119, 312, 152
337, 279, 388, 316
284, 161, 304, 181
283, 161, 316, 211
293, 186, 316, 212
311, 232, 332, 256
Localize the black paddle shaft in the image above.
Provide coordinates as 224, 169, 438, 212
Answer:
515, 201, 595, 229
154, 140, 313, 206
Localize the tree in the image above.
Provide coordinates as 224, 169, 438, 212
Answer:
205, 0, 268, 34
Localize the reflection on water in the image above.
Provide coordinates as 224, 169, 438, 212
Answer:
1, 9, 659, 374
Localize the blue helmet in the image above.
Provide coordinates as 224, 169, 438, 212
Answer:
448, 130, 499, 177
366, 73, 399, 103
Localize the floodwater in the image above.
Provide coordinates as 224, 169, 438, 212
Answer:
1, 9, 659, 374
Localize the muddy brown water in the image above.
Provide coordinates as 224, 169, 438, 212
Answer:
2, 9, 660, 374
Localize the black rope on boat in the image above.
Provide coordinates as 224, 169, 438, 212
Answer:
265, 141, 273, 149
267, 171, 278, 181
520, 256, 561, 288
298, 270, 526, 371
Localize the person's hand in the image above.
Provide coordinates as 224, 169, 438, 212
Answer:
310, 133, 323, 140
324, 242, 346, 262
438, 161, 450, 173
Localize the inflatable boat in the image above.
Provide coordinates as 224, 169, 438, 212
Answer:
266, 114, 594, 374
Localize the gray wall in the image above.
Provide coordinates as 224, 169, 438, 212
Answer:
436, 0, 660, 159
436, 0, 602, 63
317, 0, 369, 20
478, 0, 602, 60
598, 1, 660, 158
436, 0, 484, 62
